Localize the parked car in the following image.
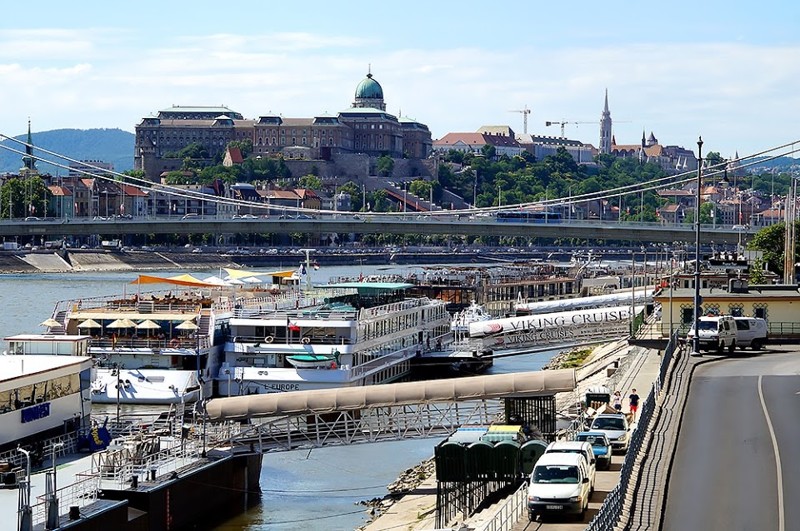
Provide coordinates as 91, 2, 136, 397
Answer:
575, 431, 612, 470
686, 315, 737, 353
733, 316, 768, 350
527, 452, 592, 521
544, 441, 596, 490
589, 413, 631, 452
181, 213, 200, 220
24, 216, 42, 221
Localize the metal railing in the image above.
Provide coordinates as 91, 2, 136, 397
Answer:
584, 332, 678, 531
472, 481, 529, 531
30, 473, 100, 528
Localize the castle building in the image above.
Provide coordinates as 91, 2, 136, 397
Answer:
134, 72, 432, 180
611, 130, 698, 173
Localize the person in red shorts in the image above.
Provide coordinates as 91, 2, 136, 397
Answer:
628, 388, 640, 420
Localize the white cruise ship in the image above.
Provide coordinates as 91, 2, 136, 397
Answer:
0, 335, 93, 451
217, 281, 450, 395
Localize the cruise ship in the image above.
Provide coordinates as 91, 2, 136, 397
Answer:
0, 335, 93, 452
218, 281, 450, 395
43, 286, 233, 405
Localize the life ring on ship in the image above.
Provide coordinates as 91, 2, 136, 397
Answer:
301, 337, 311, 344
264, 336, 274, 344
169, 338, 180, 348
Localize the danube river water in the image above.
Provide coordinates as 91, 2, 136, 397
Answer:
0, 263, 561, 530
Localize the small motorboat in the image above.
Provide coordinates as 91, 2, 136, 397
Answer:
286, 354, 336, 369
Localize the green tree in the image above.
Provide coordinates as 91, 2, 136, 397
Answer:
0, 176, 51, 218
298, 174, 322, 190
749, 257, 767, 284
747, 221, 796, 276
376, 155, 395, 177
481, 144, 496, 159
165, 142, 209, 160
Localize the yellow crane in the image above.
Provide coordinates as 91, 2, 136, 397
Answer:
508, 105, 531, 135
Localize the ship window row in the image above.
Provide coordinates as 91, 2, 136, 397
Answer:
0, 373, 80, 414
360, 313, 422, 340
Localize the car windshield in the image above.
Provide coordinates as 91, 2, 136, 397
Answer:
697, 321, 718, 331
593, 417, 625, 430
577, 435, 607, 447
533, 465, 580, 484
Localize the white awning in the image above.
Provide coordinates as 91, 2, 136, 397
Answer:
205, 369, 576, 421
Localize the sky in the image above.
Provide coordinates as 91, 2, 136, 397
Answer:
1, 1, 799, 160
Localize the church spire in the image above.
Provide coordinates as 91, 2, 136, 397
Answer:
599, 89, 613, 155
21, 118, 37, 173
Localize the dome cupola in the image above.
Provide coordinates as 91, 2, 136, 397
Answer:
353, 71, 386, 110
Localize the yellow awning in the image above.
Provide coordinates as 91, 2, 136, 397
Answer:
224, 268, 296, 279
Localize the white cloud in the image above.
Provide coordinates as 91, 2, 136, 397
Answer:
0, 33, 798, 158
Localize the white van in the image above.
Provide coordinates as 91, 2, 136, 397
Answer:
527, 452, 592, 521
544, 440, 596, 490
686, 315, 737, 353
733, 317, 768, 350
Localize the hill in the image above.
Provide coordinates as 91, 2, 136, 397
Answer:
0, 128, 134, 175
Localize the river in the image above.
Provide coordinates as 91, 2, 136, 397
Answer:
0, 264, 561, 530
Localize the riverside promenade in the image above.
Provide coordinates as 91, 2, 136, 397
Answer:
363, 340, 664, 531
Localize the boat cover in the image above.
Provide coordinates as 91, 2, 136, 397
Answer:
205, 369, 576, 421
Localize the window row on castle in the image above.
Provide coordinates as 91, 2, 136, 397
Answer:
254, 137, 339, 147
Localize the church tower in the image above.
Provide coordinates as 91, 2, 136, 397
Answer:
599, 89, 612, 154
20, 119, 38, 176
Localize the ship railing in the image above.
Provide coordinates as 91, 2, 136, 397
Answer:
348, 348, 418, 379
94, 437, 204, 489
30, 472, 101, 528
359, 297, 432, 319
231, 334, 353, 345
233, 307, 360, 320
231, 289, 358, 318
90, 335, 207, 351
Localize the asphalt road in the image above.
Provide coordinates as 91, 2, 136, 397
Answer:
662, 349, 800, 531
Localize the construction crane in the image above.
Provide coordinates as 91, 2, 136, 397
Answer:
509, 105, 531, 135
544, 120, 597, 138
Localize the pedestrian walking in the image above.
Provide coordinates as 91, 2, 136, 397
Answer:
629, 388, 640, 420
612, 390, 622, 412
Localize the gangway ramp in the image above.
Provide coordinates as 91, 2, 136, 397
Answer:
206, 369, 575, 452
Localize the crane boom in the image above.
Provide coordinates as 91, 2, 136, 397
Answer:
545, 120, 600, 138
508, 105, 531, 134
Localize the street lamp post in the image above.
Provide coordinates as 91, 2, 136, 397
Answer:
18, 447, 32, 531
46, 442, 65, 529
691, 137, 704, 357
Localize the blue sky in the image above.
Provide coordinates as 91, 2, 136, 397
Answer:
1, 1, 799, 159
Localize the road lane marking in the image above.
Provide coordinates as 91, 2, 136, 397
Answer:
758, 374, 784, 531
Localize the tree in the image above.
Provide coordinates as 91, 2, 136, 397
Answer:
298, 174, 322, 190
747, 221, 796, 276
481, 144, 496, 159
0, 176, 51, 218
749, 257, 767, 284
165, 142, 209, 160
376, 155, 395, 177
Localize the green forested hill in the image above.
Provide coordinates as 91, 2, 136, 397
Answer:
0, 128, 134, 174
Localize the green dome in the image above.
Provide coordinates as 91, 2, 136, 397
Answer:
355, 73, 384, 99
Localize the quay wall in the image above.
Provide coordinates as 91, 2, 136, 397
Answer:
98, 452, 262, 531
0, 249, 572, 273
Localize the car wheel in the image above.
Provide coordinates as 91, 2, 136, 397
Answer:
727, 340, 736, 354
529, 510, 536, 522
751, 339, 762, 350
